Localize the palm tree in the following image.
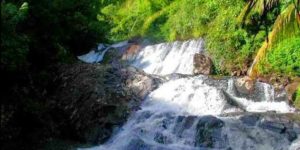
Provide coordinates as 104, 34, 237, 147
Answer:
241, 0, 300, 78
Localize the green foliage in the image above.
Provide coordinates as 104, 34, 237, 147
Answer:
99, 0, 247, 73
100, 0, 299, 74
1, 2, 29, 71
205, 0, 248, 74
1, 0, 105, 71
258, 37, 300, 76
25, 0, 104, 64
100, 0, 221, 41
1, 1, 106, 149
1, 0, 300, 149
294, 85, 300, 109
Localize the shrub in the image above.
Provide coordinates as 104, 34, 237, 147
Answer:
259, 37, 300, 76
1, 2, 29, 71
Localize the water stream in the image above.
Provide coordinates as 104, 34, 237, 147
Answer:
83, 39, 300, 150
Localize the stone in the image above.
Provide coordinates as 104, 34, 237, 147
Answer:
154, 132, 171, 144
173, 116, 185, 136
122, 44, 141, 60
234, 76, 255, 94
183, 116, 197, 129
172, 116, 197, 137
222, 90, 247, 111
52, 63, 159, 144
258, 120, 286, 133
240, 114, 260, 126
195, 115, 224, 148
127, 138, 152, 150
286, 130, 298, 142
193, 53, 213, 75
285, 80, 300, 102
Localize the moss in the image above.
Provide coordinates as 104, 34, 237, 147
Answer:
293, 86, 300, 109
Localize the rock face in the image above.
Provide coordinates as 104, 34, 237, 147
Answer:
234, 76, 255, 94
122, 44, 141, 61
286, 79, 300, 102
195, 116, 224, 148
193, 53, 213, 75
52, 63, 159, 144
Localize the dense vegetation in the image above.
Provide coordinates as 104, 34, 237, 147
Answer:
1, 0, 105, 149
1, 0, 300, 149
100, 0, 300, 75
259, 37, 300, 76
1, 0, 104, 71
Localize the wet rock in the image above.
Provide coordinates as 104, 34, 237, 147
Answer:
125, 68, 161, 99
193, 53, 213, 75
127, 138, 152, 150
240, 114, 260, 126
234, 76, 255, 94
154, 133, 171, 144
285, 80, 300, 102
255, 114, 299, 142
122, 44, 141, 61
161, 117, 172, 129
274, 90, 289, 102
286, 129, 298, 142
52, 63, 159, 144
102, 48, 121, 64
222, 90, 247, 111
173, 116, 185, 136
183, 116, 197, 129
195, 115, 224, 148
136, 111, 153, 123
172, 116, 197, 137
258, 120, 286, 133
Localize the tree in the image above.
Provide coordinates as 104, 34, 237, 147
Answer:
1, 2, 29, 71
244, 0, 300, 77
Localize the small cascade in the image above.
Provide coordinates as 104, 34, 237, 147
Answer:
226, 79, 293, 113
78, 41, 128, 63
81, 39, 300, 150
132, 39, 204, 75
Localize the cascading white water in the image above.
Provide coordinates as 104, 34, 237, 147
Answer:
226, 79, 293, 113
132, 39, 204, 75
82, 39, 300, 150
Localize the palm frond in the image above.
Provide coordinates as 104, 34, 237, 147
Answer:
238, 0, 279, 25
268, 4, 298, 46
237, 1, 255, 24
248, 3, 300, 77
141, 1, 177, 35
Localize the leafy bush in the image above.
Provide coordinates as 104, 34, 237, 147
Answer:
100, 0, 284, 74
1, 2, 29, 71
1, 0, 105, 71
259, 37, 300, 76
1, 1, 106, 149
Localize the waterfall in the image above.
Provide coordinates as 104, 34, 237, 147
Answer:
81, 39, 299, 150
132, 39, 204, 75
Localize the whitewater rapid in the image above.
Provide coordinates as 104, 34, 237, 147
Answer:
82, 39, 299, 150
132, 39, 204, 75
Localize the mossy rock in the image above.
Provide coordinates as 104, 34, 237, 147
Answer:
293, 86, 300, 109
102, 48, 121, 64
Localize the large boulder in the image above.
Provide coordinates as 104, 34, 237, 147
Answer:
122, 44, 141, 61
234, 76, 255, 94
52, 63, 159, 144
195, 115, 224, 148
193, 53, 213, 75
